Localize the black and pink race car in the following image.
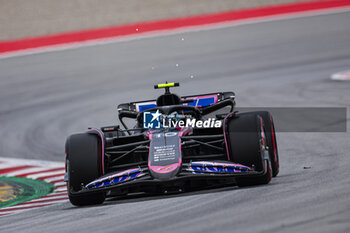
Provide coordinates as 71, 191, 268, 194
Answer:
65, 82, 279, 206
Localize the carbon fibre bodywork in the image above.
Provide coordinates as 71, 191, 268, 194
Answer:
66, 90, 272, 197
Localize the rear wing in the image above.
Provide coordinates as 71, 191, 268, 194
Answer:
117, 92, 235, 112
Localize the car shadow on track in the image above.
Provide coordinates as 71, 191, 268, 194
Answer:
62, 181, 281, 209
105, 177, 282, 205
62, 184, 240, 209
105, 185, 239, 205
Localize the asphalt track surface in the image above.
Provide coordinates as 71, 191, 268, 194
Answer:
1, 11, 350, 233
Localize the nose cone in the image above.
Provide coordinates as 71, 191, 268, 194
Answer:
148, 131, 182, 180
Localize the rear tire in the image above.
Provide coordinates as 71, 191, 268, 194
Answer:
226, 113, 272, 187
65, 133, 105, 206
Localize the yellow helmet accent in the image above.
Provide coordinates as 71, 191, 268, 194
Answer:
154, 82, 179, 89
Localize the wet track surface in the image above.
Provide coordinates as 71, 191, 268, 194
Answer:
0, 11, 350, 233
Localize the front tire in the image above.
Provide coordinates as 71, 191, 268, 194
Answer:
226, 113, 272, 187
240, 111, 279, 177
65, 133, 105, 206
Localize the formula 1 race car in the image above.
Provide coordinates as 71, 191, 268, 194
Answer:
65, 82, 279, 206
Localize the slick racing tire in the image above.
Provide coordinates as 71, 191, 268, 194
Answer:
227, 113, 272, 187
65, 133, 105, 206
239, 111, 279, 177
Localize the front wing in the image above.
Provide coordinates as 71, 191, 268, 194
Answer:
68, 160, 270, 196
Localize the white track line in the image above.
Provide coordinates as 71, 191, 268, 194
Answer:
27, 170, 65, 179
0, 164, 31, 170
39, 193, 68, 199
44, 176, 65, 183
17, 196, 69, 205
55, 187, 68, 192
54, 182, 67, 187
4, 167, 52, 177
0, 157, 64, 167
331, 70, 350, 80
1, 203, 53, 210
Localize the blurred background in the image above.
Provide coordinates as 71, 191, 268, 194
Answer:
0, 0, 320, 40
